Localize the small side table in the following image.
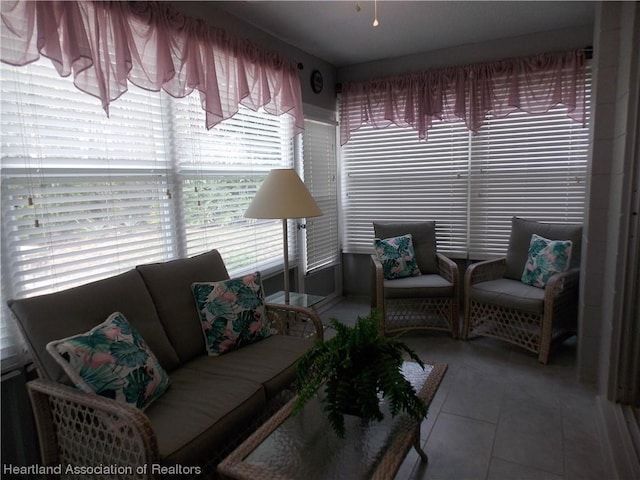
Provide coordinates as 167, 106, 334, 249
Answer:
265, 291, 325, 309
265, 291, 326, 339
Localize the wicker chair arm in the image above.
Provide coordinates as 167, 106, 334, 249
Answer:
464, 258, 506, 290
265, 303, 324, 342
436, 253, 458, 285
544, 268, 580, 304
370, 254, 385, 312
27, 377, 159, 477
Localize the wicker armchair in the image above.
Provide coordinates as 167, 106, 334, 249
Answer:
462, 217, 582, 364
371, 221, 459, 337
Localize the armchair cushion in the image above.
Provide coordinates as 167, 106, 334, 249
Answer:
383, 274, 454, 299
469, 278, 546, 314
504, 217, 582, 281
192, 272, 271, 356
373, 221, 439, 274
46, 311, 171, 410
374, 234, 421, 279
521, 234, 573, 288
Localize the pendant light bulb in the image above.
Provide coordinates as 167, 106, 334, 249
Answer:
373, 0, 379, 27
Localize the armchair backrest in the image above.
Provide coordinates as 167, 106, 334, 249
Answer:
373, 221, 439, 274
504, 217, 583, 281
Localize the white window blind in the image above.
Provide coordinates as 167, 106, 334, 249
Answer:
341, 72, 591, 259
0, 57, 296, 372
302, 118, 339, 273
172, 95, 295, 273
468, 106, 591, 258
341, 121, 470, 256
1, 61, 175, 296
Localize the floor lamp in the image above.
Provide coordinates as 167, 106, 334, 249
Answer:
244, 169, 322, 304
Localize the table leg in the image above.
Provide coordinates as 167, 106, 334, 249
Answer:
413, 429, 429, 463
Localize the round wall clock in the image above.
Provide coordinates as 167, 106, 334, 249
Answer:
310, 70, 323, 94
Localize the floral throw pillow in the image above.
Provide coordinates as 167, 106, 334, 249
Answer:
192, 272, 271, 356
521, 234, 573, 288
46, 312, 170, 410
374, 234, 422, 280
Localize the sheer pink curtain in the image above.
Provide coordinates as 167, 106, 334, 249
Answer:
340, 49, 586, 145
0, 0, 304, 132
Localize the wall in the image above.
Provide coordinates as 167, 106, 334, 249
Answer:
582, 2, 640, 478
338, 25, 593, 82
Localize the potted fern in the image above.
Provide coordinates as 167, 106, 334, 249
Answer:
292, 310, 427, 438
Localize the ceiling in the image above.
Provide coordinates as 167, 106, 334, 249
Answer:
214, 1, 596, 67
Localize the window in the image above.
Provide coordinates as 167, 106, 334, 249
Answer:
341, 72, 591, 259
0, 58, 295, 371
301, 116, 339, 273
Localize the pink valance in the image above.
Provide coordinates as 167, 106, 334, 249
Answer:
340, 50, 586, 145
0, 0, 304, 132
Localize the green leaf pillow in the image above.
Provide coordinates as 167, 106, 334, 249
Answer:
46, 312, 170, 410
192, 272, 271, 356
521, 234, 573, 288
374, 234, 422, 280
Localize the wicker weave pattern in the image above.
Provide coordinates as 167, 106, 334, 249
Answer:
466, 300, 543, 353
371, 253, 459, 338
28, 378, 158, 479
266, 304, 325, 341
26, 304, 324, 480
462, 258, 579, 364
384, 297, 454, 334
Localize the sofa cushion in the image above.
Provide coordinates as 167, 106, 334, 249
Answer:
183, 335, 313, 399
373, 221, 439, 274
46, 312, 170, 410
145, 366, 265, 466
521, 234, 573, 288
192, 272, 271, 356
374, 234, 421, 280
136, 250, 230, 365
8, 269, 180, 384
504, 217, 582, 281
383, 274, 453, 299
470, 278, 546, 314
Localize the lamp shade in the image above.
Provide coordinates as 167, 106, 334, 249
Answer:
244, 169, 322, 219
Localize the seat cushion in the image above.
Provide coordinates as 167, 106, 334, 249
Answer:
182, 335, 313, 399
373, 221, 439, 274
136, 250, 230, 365
504, 217, 582, 281
145, 366, 265, 466
469, 278, 546, 314
383, 274, 453, 299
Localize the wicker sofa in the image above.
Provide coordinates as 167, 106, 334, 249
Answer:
8, 249, 324, 478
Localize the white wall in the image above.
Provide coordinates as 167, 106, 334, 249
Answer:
579, 2, 639, 477
581, 0, 639, 390
337, 25, 593, 82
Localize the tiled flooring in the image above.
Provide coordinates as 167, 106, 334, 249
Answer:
319, 296, 610, 480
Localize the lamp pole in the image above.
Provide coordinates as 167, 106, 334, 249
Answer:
282, 218, 290, 304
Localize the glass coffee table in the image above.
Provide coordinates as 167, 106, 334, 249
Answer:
218, 361, 447, 480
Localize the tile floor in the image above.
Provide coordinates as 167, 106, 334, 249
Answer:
319, 296, 610, 480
